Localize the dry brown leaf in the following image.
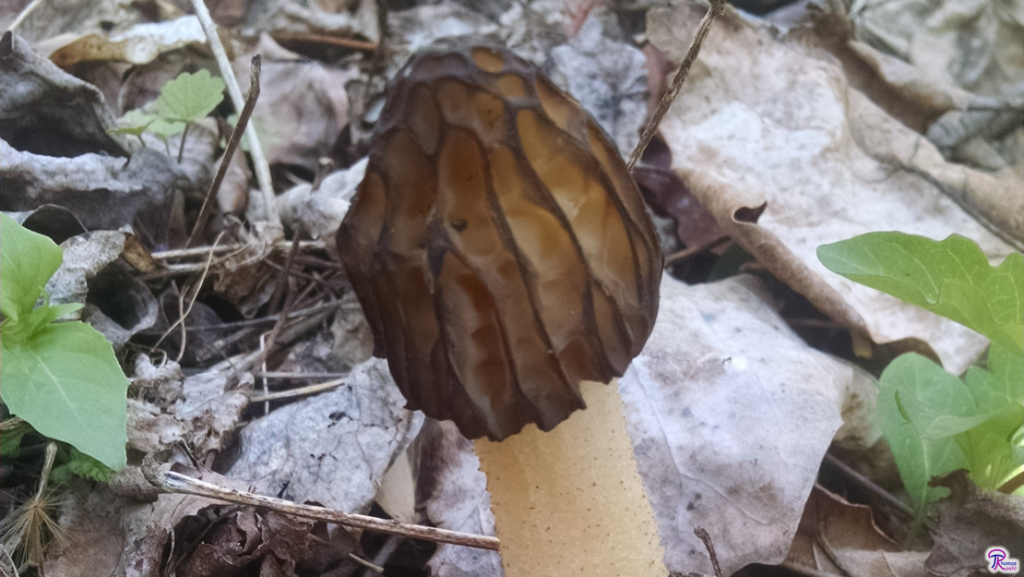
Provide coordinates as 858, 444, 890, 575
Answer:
234, 59, 357, 173
620, 275, 880, 575
649, 3, 1019, 373
926, 470, 1024, 577
785, 485, 929, 577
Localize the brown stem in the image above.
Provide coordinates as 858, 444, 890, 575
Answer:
627, 0, 726, 169
186, 56, 262, 248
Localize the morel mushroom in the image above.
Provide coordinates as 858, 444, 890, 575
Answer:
337, 40, 663, 440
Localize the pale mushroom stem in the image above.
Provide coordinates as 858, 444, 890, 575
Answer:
474, 380, 666, 576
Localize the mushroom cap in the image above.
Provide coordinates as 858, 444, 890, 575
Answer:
337, 40, 663, 440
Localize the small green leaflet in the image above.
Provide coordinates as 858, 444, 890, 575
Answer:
0, 216, 130, 470
155, 69, 226, 124
1, 212, 63, 324
108, 109, 158, 138
817, 232, 1023, 353
879, 353, 971, 507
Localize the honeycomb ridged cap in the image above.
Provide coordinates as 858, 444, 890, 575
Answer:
337, 40, 663, 440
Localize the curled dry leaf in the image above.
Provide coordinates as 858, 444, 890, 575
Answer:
336, 40, 663, 440
48, 16, 208, 69
277, 157, 367, 242
620, 275, 880, 576
227, 357, 424, 514
1, 140, 185, 234
786, 485, 929, 577
1, 33, 128, 157
209, 219, 284, 317
126, 355, 253, 459
45, 230, 158, 346
416, 419, 502, 577
649, 3, 1018, 373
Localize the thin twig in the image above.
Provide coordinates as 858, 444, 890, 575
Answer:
248, 378, 345, 403
347, 554, 385, 573
664, 236, 730, 266
186, 57, 263, 248
141, 458, 501, 552
152, 233, 225, 354
363, 534, 403, 577
189, 0, 278, 222
627, 0, 726, 169
270, 32, 378, 52
151, 240, 327, 261
823, 453, 913, 518
694, 527, 722, 577
255, 371, 348, 379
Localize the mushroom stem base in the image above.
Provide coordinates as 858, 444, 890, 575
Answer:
475, 379, 666, 576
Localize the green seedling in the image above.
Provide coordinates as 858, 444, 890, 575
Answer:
819, 232, 1023, 541
1, 213, 130, 470
111, 69, 226, 160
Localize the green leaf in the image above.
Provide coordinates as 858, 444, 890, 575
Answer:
1, 213, 63, 324
0, 420, 31, 457
878, 353, 969, 507
0, 322, 129, 470
148, 118, 187, 140
817, 233, 1024, 353
50, 447, 115, 484
109, 109, 158, 137
155, 69, 226, 124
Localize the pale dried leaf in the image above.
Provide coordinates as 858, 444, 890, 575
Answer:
416, 419, 502, 577
1, 33, 128, 156
650, 4, 1018, 373
48, 16, 207, 68
786, 485, 929, 577
227, 357, 424, 513
277, 157, 367, 242
620, 275, 879, 575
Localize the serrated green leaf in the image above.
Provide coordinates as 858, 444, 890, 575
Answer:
50, 446, 114, 484
109, 109, 158, 137
878, 353, 969, 507
155, 69, 226, 124
817, 233, 1024, 353
0, 322, 129, 470
1, 213, 63, 324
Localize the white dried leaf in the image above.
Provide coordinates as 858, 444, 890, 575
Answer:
417, 419, 503, 577
621, 275, 879, 576
227, 358, 424, 513
650, 4, 1019, 373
